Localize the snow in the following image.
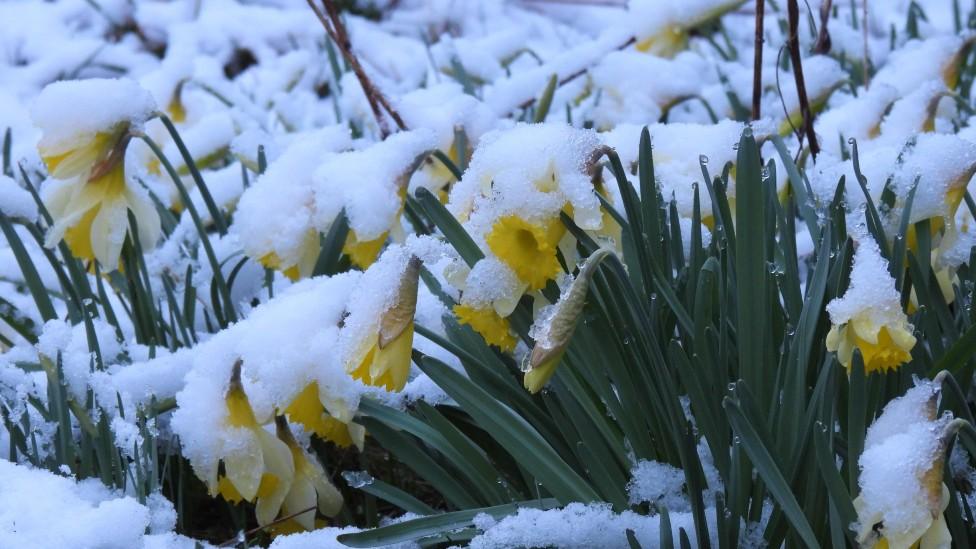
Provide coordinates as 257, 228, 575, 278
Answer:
826, 236, 903, 328
0, 175, 37, 221
0, 459, 200, 548
468, 502, 713, 548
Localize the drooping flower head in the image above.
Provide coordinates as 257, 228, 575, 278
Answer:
273, 416, 343, 531
826, 237, 916, 374
216, 360, 295, 526
32, 78, 160, 268
854, 380, 955, 549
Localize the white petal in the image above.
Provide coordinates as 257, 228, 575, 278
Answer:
89, 198, 128, 268
283, 476, 317, 531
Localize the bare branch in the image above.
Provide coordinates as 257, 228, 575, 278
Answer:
305, 0, 407, 137
786, 0, 820, 158
752, 0, 765, 120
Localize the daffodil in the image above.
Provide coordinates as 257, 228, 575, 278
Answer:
523, 249, 610, 393
273, 416, 343, 531
854, 381, 956, 549
344, 230, 387, 269
825, 238, 916, 374
347, 256, 420, 391
633, 1, 745, 58
486, 215, 565, 291
285, 382, 366, 450
258, 229, 320, 282
215, 361, 295, 526
454, 303, 518, 352
33, 79, 161, 268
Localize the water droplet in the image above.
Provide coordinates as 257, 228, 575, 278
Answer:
699, 155, 709, 165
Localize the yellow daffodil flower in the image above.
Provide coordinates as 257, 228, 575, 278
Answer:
285, 383, 366, 450
826, 239, 916, 374
454, 303, 518, 352
273, 416, 343, 531
39, 126, 160, 268
344, 230, 387, 269
258, 229, 320, 282
215, 361, 295, 526
347, 256, 420, 391
825, 316, 916, 374
486, 215, 565, 291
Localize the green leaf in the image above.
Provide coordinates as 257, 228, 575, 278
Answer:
734, 127, 769, 404
414, 187, 483, 267
533, 74, 558, 123
312, 209, 349, 277
337, 499, 557, 547
417, 354, 601, 504
724, 396, 820, 549
0, 213, 57, 321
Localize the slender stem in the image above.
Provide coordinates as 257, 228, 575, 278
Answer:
786, 0, 820, 157
752, 0, 765, 120
305, 0, 405, 137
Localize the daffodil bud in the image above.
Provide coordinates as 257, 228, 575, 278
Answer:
523, 248, 612, 393
349, 255, 421, 391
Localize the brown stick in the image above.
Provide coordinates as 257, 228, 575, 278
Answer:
217, 504, 318, 547
305, 0, 406, 137
752, 0, 765, 120
814, 0, 832, 54
786, 0, 820, 158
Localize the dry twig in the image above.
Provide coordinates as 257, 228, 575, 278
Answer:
786, 0, 820, 157
305, 0, 406, 137
752, 0, 765, 120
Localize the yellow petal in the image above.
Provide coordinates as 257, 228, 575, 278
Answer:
454, 304, 517, 352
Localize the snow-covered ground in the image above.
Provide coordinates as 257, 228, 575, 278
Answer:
3, 0, 976, 547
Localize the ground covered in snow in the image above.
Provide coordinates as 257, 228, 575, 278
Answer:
4, 0, 976, 547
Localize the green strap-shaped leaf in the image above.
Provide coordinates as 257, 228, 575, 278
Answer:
337, 499, 557, 547
723, 396, 821, 549
417, 354, 601, 504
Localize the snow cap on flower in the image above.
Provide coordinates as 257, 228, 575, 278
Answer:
32, 78, 156, 160
854, 380, 954, 549
825, 235, 916, 373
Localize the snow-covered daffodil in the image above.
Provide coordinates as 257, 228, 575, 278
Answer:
825, 238, 916, 374
273, 416, 343, 531
854, 381, 957, 549
347, 256, 420, 391
33, 78, 161, 268
215, 361, 295, 526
